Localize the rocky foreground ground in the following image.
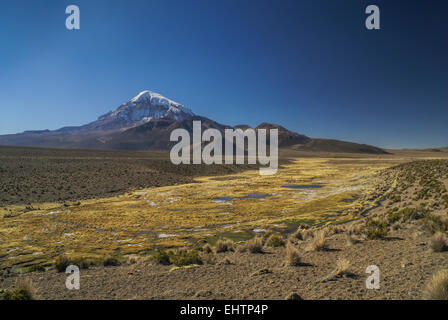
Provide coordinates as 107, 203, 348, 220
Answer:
0, 223, 446, 300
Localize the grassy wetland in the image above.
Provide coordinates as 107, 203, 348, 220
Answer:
2, 146, 448, 299
0, 150, 416, 270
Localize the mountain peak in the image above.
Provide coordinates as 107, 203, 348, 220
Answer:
93, 91, 194, 131
129, 90, 182, 106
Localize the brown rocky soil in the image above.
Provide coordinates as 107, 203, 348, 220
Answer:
0, 146, 255, 206
0, 224, 444, 300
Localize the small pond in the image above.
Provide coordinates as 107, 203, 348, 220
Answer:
282, 185, 324, 189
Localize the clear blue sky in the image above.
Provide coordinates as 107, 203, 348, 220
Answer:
0, 0, 447, 148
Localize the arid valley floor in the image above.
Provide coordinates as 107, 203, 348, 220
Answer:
1, 146, 448, 299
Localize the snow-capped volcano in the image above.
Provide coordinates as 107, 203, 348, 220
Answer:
95, 91, 194, 129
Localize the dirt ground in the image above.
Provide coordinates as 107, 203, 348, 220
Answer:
0, 146, 255, 206
0, 224, 442, 300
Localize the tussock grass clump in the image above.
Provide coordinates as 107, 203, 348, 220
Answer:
387, 207, 426, 224
334, 258, 352, 276
151, 249, 171, 265
103, 255, 121, 267
1, 277, 35, 300
345, 233, 357, 246
421, 213, 448, 235
429, 232, 448, 252
307, 230, 327, 251
150, 248, 203, 266
215, 239, 234, 253
245, 237, 264, 254
170, 248, 203, 266
363, 219, 388, 240
266, 234, 285, 247
292, 224, 313, 240
54, 255, 98, 272
327, 225, 345, 235
54, 255, 71, 272
126, 254, 148, 265
26, 264, 46, 273
423, 269, 448, 300
203, 252, 216, 265
285, 242, 301, 266
285, 292, 302, 300
202, 244, 213, 254
302, 229, 314, 240
347, 222, 363, 235
73, 257, 98, 269
292, 229, 304, 240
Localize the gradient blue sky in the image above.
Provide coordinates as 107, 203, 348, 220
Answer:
0, 0, 447, 148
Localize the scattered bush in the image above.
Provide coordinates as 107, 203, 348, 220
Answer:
103, 255, 121, 267
429, 232, 448, 252
388, 207, 426, 224
421, 213, 448, 234
245, 237, 264, 254
2, 278, 35, 300
266, 234, 285, 247
215, 239, 234, 253
292, 225, 313, 240
54, 255, 71, 272
151, 248, 203, 266
347, 222, 362, 235
334, 258, 352, 277
74, 257, 98, 269
150, 249, 171, 265
169, 249, 203, 266
26, 264, 46, 273
285, 242, 301, 266
203, 252, 216, 265
54, 255, 99, 272
285, 292, 303, 300
307, 230, 327, 251
423, 269, 448, 300
202, 244, 213, 254
345, 233, 356, 246
292, 228, 304, 240
363, 219, 388, 240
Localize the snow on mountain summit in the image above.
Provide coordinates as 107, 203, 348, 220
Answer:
97, 91, 194, 129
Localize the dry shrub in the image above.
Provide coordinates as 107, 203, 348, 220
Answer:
429, 232, 448, 252
203, 252, 216, 265
103, 255, 121, 266
423, 269, 448, 300
54, 255, 71, 272
302, 229, 314, 240
245, 237, 264, 253
236, 244, 247, 253
327, 225, 345, 235
285, 242, 301, 266
126, 254, 147, 265
421, 212, 448, 234
334, 258, 352, 276
345, 233, 357, 246
292, 228, 304, 240
202, 244, 213, 254
2, 277, 36, 300
292, 225, 313, 241
347, 222, 362, 235
266, 234, 285, 247
215, 239, 234, 253
285, 292, 302, 300
151, 249, 171, 265
363, 218, 388, 240
169, 248, 203, 266
307, 230, 327, 251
